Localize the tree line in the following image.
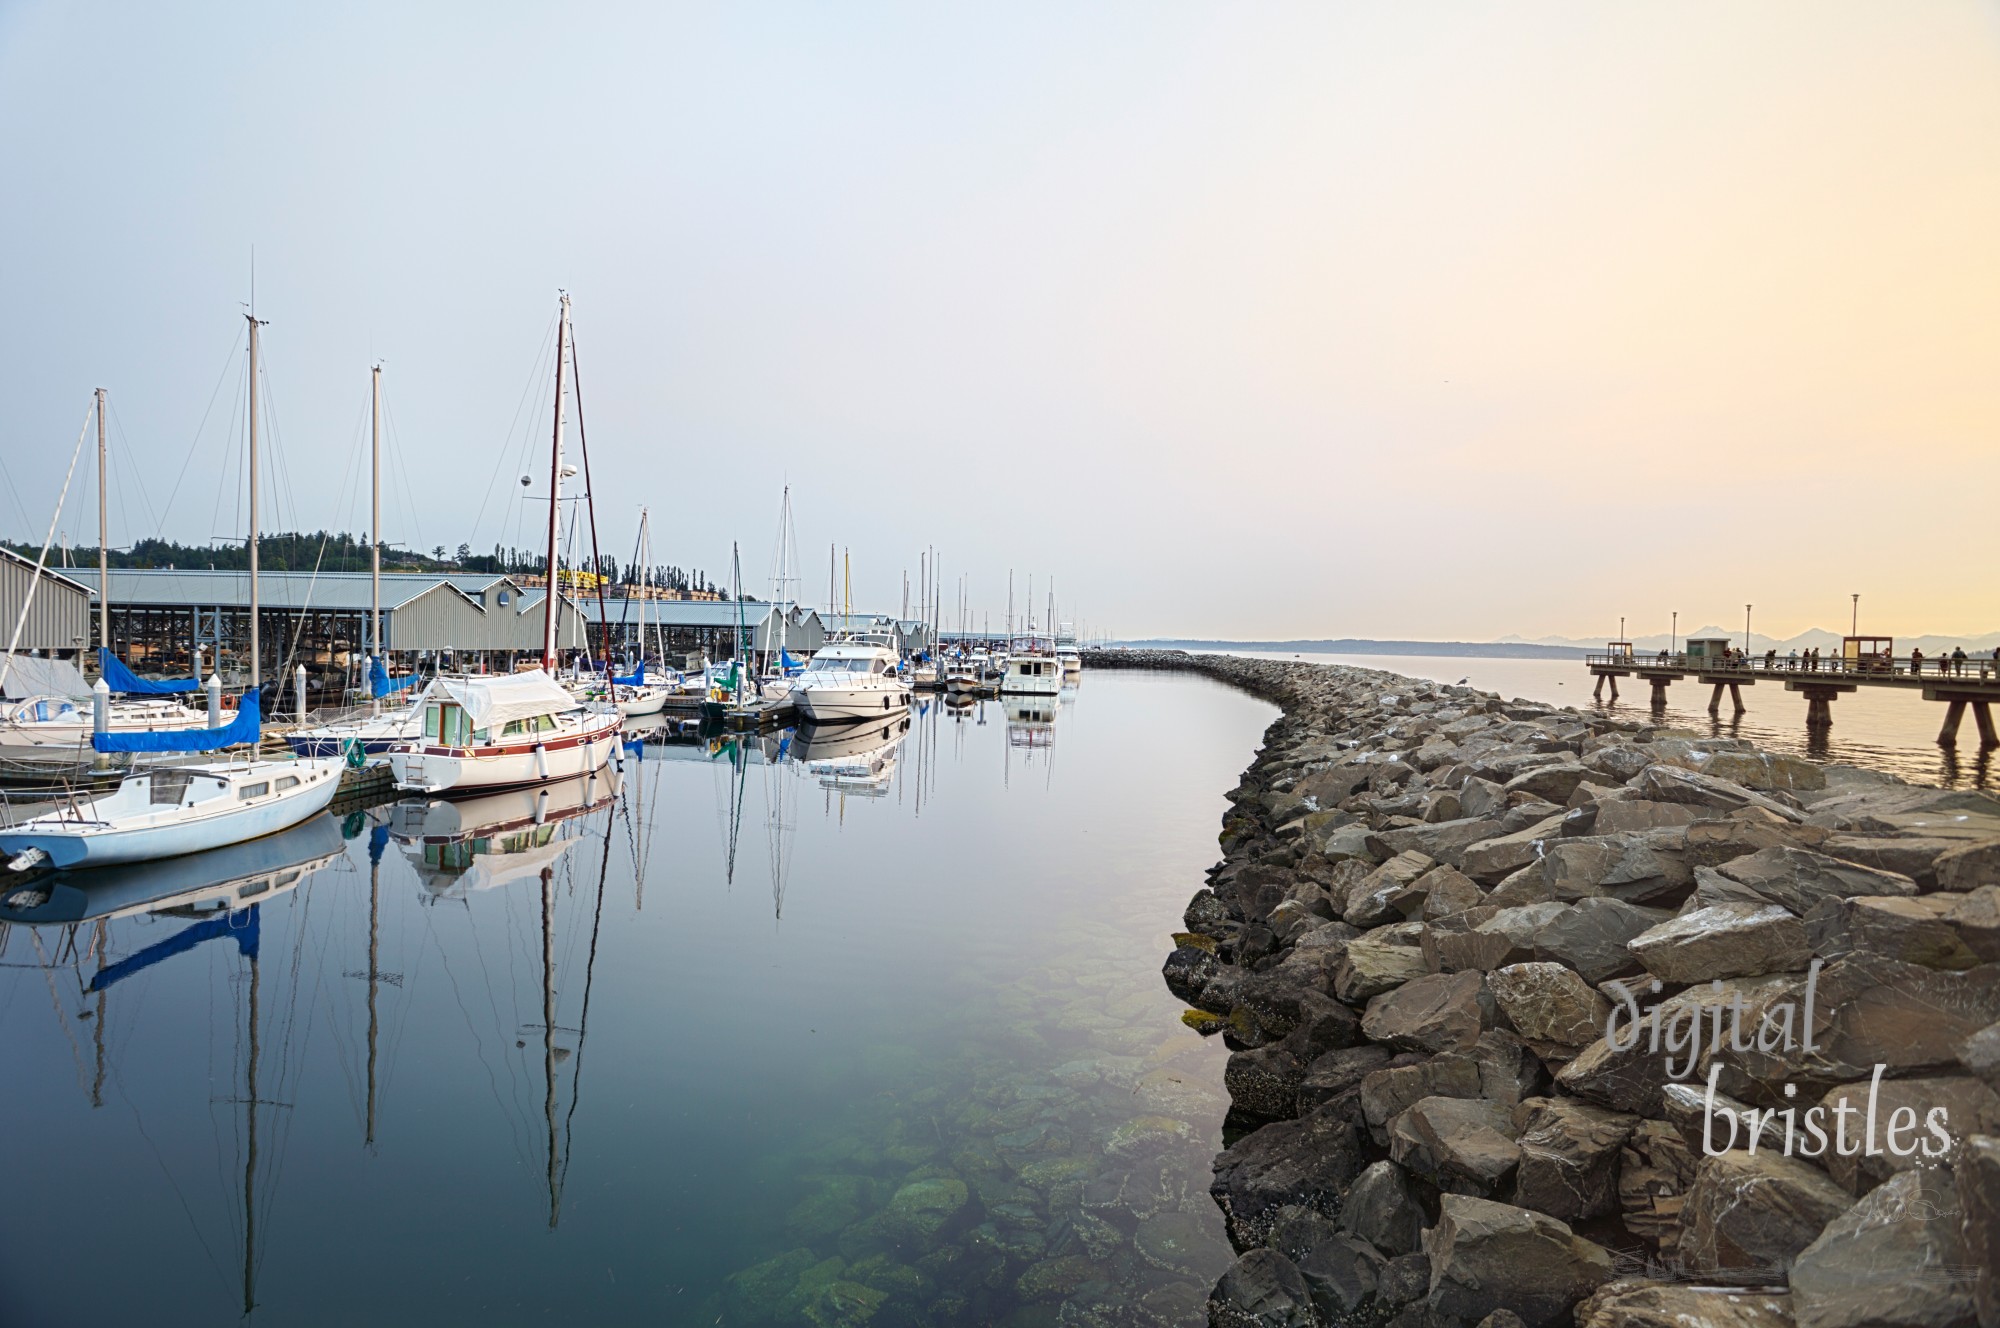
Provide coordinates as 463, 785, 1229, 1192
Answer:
2, 532, 723, 595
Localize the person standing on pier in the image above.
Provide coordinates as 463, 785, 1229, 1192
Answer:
1911, 647, 1924, 677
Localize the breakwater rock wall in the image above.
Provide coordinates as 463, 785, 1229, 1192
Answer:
1081, 647, 2000, 1328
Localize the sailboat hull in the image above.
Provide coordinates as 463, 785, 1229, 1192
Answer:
0, 759, 343, 870
386, 713, 622, 795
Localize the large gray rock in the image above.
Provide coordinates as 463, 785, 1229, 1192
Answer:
1511, 1097, 1637, 1222
1556, 1034, 1676, 1116
1296, 1044, 1393, 1115
1389, 1094, 1523, 1195
1226, 1045, 1308, 1120
1678, 1149, 1853, 1275
1816, 1075, 2000, 1192
1462, 815, 1571, 884
1423, 1194, 1616, 1328
1627, 902, 1811, 982
1667, 747, 1826, 793
1800, 955, 2000, 1081
1961, 1134, 2000, 1328
1210, 1100, 1368, 1246
1588, 799, 1701, 835
1505, 761, 1591, 805
1791, 1166, 1978, 1328
1343, 850, 1437, 926
1937, 838, 2000, 892
1360, 1055, 1483, 1139
1807, 888, 2000, 970
1333, 933, 1428, 1003
1703, 846, 1918, 915
1575, 1279, 1794, 1328
1362, 970, 1492, 1055
1535, 833, 1693, 906
1532, 897, 1671, 985
1487, 962, 1611, 1058
1266, 1208, 1387, 1321
1207, 1248, 1318, 1328
1338, 1160, 1425, 1257
1373, 817, 1508, 870
1631, 765, 1806, 822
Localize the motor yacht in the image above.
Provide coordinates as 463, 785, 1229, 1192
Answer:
791, 635, 912, 724
386, 670, 622, 795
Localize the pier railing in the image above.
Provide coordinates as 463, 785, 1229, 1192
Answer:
1585, 653, 2000, 684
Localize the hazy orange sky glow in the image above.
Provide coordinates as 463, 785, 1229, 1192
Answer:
2, 2, 1996, 640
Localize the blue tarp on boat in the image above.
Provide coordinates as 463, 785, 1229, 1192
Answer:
92, 690, 260, 753
99, 647, 201, 694
612, 662, 646, 686
368, 656, 422, 698
779, 650, 804, 677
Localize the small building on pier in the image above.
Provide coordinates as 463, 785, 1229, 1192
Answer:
0, 548, 92, 663
582, 600, 828, 665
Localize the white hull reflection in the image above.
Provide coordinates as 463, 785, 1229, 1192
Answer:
389, 768, 618, 900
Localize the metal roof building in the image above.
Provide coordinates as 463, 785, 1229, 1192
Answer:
582, 600, 826, 660
69, 569, 589, 688
0, 548, 92, 659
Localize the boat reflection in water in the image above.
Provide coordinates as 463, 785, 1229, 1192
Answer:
0, 809, 351, 1320
0, 811, 345, 929
793, 717, 909, 796
388, 767, 619, 902
1004, 695, 1059, 749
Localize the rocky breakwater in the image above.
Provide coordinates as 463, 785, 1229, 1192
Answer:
1087, 648, 2000, 1328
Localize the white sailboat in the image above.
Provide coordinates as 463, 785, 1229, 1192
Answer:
384, 295, 621, 794
604, 507, 674, 717
3, 323, 345, 871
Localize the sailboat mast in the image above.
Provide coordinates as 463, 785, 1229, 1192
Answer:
540, 865, 559, 1228
247, 315, 264, 689
243, 946, 262, 1316
541, 295, 571, 672
95, 388, 108, 660
370, 365, 382, 661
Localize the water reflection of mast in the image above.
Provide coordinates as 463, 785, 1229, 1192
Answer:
349, 824, 401, 1150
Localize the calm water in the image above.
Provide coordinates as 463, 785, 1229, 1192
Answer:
0, 671, 1274, 1328
1207, 651, 1993, 789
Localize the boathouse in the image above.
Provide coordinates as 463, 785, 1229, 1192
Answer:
0, 549, 92, 664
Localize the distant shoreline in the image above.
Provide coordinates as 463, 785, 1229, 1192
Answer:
1119, 638, 1591, 660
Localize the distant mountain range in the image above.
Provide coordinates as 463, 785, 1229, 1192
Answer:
1126, 628, 2000, 660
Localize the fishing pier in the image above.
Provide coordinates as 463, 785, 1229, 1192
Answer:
1587, 640, 2000, 746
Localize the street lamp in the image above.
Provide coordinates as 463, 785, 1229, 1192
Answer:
1852, 593, 1859, 637
1671, 611, 1677, 656
1745, 604, 1753, 667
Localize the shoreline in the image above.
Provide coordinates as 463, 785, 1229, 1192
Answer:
1080, 647, 2000, 1328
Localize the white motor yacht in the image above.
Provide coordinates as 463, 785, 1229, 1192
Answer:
386, 670, 622, 795
1000, 635, 1063, 696
792, 635, 913, 723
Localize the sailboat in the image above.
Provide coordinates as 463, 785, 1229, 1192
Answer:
384, 295, 622, 795
1, 322, 345, 871
0, 390, 210, 774
289, 365, 424, 759
599, 507, 675, 717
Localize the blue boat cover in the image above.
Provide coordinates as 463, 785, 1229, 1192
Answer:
90, 906, 259, 992
779, 650, 804, 676
612, 662, 646, 686
99, 647, 201, 694
368, 656, 422, 698
92, 689, 261, 753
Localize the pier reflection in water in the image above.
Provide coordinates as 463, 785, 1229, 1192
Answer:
0, 671, 1274, 1327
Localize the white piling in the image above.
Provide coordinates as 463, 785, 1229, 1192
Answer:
206, 673, 223, 728
294, 665, 307, 720
92, 677, 110, 734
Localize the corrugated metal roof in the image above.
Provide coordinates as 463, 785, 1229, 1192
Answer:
67, 568, 485, 613
0, 546, 92, 595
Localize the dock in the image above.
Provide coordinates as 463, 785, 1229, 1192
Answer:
1587, 649, 2000, 745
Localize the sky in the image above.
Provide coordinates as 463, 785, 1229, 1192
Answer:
2, 1, 1997, 642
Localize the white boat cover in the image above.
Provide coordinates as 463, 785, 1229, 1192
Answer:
2, 656, 91, 699
419, 670, 577, 729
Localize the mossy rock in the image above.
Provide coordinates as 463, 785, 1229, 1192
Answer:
1170, 931, 1218, 953
1104, 1115, 1192, 1158
881, 1176, 970, 1243
786, 1175, 876, 1241
800, 1278, 889, 1328
1014, 1254, 1102, 1300
1180, 1008, 1226, 1035
726, 1247, 819, 1321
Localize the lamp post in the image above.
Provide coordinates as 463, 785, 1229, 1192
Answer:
1851, 593, 1859, 637
1671, 611, 1677, 657
1745, 604, 1753, 668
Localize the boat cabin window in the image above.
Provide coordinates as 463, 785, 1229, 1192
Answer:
429, 702, 473, 747
238, 782, 270, 801
277, 775, 300, 790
